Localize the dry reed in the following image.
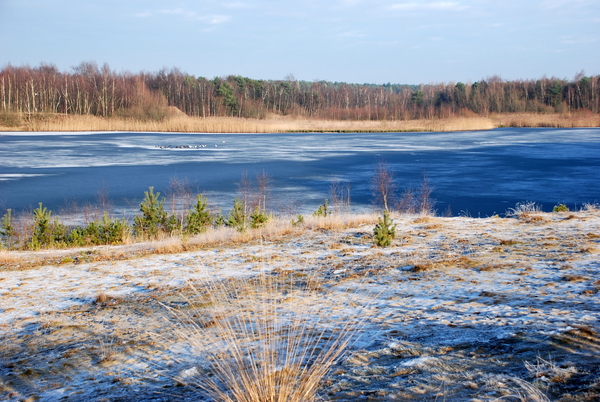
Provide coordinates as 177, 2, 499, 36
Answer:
3, 112, 599, 133
5, 114, 499, 133
491, 112, 600, 128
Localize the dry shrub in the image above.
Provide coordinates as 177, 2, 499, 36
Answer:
413, 216, 433, 224
490, 377, 551, 402
562, 274, 586, 282
304, 213, 377, 231
94, 293, 122, 305
525, 356, 578, 384
519, 213, 547, 223
152, 237, 185, 254
159, 272, 368, 402
411, 263, 436, 272
0, 250, 26, 265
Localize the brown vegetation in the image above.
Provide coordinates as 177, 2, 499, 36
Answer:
3, 112, 600, 133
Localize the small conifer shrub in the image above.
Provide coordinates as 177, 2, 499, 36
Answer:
0, 209, 15, 249
133, 187, 168, 238
250, 207, 269, 229
69, 212, 130, 246
553, 204, 569, 212
185, 194, 213, 234
227, 198, 247, 232
373, 210, 396, 247
29, 203, 66, 249
292, 214, 304, 227
313, 199, 330, 217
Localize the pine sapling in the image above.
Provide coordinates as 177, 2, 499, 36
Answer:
250, 207, 269, 229
0, 209, 15, 249
227, 198, 247, 232
373, 210, 396, 247
133, 187, 168, 239
185, 194, 213, 234
313, 199, 330, 217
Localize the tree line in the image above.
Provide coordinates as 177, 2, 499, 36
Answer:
1, 62, 599, 122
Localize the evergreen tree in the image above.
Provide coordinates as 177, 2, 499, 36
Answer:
373, 210, 396, 247
0, 209, 15, 249
185, 194, 213, 234
133, 187, 168, 238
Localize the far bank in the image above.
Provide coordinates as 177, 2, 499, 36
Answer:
1, 112, 600, 133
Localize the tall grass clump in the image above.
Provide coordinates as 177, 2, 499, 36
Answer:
506, 201, 542, 217
161, 271, 367, 402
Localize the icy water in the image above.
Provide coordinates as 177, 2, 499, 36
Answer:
1, 127, 599, 217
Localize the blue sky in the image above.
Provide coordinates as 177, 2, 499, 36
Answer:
1, 0, 598, 84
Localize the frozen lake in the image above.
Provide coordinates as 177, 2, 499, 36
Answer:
1, 127, 599, 217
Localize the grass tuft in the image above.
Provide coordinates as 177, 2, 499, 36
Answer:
159, 270, 368, 401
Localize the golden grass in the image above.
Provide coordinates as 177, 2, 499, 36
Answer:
1, 114, 497, 133
2, 112, 599, 133
491, 112, 600, 128
8, 112, 600, 133
160, 270, 367, 401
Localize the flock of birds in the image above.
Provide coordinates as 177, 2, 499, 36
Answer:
155, 140, 226, 150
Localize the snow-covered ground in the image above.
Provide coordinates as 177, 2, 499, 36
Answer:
1, 210, 599, 401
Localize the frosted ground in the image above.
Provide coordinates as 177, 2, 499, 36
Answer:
1, 209, 599, 401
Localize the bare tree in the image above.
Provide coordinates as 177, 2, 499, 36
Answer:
329, 180, 352, 214
416, 172, 435, 215
255, 170, 272, 212
167, 176, 194, 227
96, 184, 112, 213
396, 187, 416, 214
238, 170, 252, 216
371, 159, 396, 212
237, 169, 272, 214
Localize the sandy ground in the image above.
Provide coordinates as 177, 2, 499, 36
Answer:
1, 210, 599, 401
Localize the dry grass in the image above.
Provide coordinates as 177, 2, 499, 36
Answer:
0, 214, 379, 270
490, 377, 551, 402
303, 213, 378, 230
4, 112, 599, 133
525, 356, 578, 384
0, 250, 25, 265
491, 112, 600, 128
5, 114, 498, 133
160, 272, 367, 402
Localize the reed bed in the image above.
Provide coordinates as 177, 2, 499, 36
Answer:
3, 114, 499, 133
491, 112, 600, 128
3, 112, 599, 133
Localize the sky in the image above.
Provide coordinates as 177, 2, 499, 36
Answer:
0, 0, 599, 85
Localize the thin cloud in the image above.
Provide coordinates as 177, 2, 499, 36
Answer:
390, 2, 466, 11
133, 8, 231, 25
205, 15, 231, 24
